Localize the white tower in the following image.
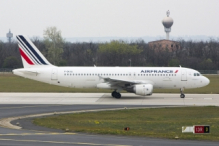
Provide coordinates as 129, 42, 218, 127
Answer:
162, 10, 173, 40
6, 29, 13, 43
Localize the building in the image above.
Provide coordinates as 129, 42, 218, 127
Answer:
148, 39, 180, 52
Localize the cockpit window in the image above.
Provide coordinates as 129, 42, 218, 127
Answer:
194, 73, 201, 76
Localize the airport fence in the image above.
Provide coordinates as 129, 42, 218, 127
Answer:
0, 68, 13, 73
198, 70, 219, 74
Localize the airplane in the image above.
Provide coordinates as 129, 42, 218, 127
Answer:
13, 35, 210, 99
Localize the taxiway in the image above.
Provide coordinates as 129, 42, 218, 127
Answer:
0, 93, 218, 146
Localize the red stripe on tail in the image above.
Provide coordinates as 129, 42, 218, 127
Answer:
19, 48, 34, 65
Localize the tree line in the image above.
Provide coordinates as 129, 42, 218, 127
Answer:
0, 27, 218, 70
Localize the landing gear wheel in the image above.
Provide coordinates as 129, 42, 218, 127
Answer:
111, 91, 116, 97
111, 91, 121, 99
115, 93, 121, 99
180, 88, 185, 98
180, 94, 185, 98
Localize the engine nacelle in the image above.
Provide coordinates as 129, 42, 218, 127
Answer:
133, 84, 153, 96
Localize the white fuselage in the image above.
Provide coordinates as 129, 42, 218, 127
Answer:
13, 66, 210, 90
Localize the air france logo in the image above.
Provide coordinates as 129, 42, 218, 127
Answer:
141, 70, 179, 73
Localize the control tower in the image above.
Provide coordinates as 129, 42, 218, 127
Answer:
162, 10, 173, 40
6, 29, 13, 43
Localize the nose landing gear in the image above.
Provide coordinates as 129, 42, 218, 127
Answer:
180, 88, 185, 98
111, 91, 121, 99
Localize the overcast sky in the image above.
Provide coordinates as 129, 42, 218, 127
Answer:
1, 0, 218, 38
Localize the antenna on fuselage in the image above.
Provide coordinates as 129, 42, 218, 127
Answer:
179, 65, 181, 68
94, 65, 96, 67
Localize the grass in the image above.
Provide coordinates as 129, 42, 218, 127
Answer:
0, 73, 218, 93
33, 106, 219, 141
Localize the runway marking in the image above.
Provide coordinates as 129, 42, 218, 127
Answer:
0, 132, 76, 136
204, 98, 212, 100
0, 138, 132, 146
0, 104, 65, 110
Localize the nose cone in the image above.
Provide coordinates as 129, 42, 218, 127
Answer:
203, 76, 210, 86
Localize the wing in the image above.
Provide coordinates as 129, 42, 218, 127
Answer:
98, 76, 154, 88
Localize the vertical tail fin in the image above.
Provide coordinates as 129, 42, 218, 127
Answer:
16, 35, 53, 68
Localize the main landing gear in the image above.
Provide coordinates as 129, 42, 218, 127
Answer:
180, 88, 185, 98
111, 91, 121, 99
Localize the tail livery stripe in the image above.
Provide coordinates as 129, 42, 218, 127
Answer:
17, 36, 41, 65
19, 48, 34, 65
18, 36, 47, 65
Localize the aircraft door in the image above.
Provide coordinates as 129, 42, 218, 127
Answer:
181, 69, 187, 81
51, 68, 58, 80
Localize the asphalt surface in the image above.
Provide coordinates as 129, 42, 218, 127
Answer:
0, 104, 218, 146
1, 93, 218, 105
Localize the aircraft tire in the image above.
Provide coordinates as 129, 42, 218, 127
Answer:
180, 94, 185, 98
112, 91, 116, 97
115, 93, 121, 99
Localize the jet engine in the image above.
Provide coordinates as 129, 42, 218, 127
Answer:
133, 84, 153, 96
